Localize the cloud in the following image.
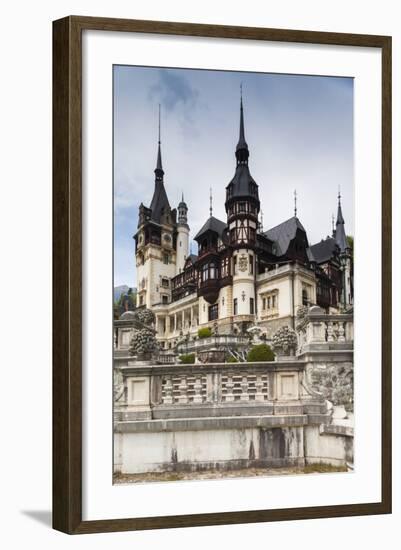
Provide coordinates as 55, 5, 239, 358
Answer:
149, 69, 199, 111
113, 66, 354, 286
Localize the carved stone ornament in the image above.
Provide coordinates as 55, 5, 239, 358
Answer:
238, 254, 248, 272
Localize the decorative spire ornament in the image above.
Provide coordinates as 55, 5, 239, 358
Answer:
209, 187, 213, 217
294, 189, 297, 217
155, 104, 163, 179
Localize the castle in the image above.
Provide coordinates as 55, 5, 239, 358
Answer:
132, 95, 353, 350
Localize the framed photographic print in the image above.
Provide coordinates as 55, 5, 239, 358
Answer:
53, 16, 392, 534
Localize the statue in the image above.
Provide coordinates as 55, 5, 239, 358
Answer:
128, 308, 158, 361
247, 325, 266, 345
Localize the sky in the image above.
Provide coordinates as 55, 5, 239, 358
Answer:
114, 65, 354, 287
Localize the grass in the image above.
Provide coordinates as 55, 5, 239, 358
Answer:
303, 463, 348, 474
113, 463, 349, 484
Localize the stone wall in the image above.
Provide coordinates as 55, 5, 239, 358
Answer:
114, 426, 305, 474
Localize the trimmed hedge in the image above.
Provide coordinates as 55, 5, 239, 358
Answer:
226, 355, 238, 363
247, 344, 275, 362
179, 353, 196, 364
198, 327, 212, 339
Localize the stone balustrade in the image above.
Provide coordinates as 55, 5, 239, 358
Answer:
114, 360, 328, 423
177, 334, 250, 354
298, 309, 353, 352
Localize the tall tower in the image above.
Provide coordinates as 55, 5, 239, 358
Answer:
176, 193, 190, 274
134, 107, 177, 308
335, 191, 353, 308
225, 89, 260, 317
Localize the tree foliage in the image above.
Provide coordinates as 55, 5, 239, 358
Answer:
247, 344, 275, 362
179, 353, 196, 364
198, 327, 212, 339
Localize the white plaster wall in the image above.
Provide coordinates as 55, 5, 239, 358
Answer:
198, 296, 209, 325
232, 280, 255, 315
176, 225, 189, 274
218, 285, 233, 319
140, 247, 177, 307
258, 277, 292, 318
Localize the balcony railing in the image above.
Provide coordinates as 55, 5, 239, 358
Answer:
114, 360, 327, 422
297, 309, 353, 352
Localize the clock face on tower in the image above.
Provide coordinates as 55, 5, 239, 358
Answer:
163, 233, 171, 244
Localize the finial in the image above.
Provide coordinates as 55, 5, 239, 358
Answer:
158, 104, 161, 145
294, 189, 297, 217
331, 213, 335, 234
338, 185, 341, 204
182, 191, 184, 202
209, 188, 213, 217
240, 82, 243, 103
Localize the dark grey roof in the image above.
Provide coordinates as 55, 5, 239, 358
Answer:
186, 254, 198, 264
194, 216, 227, 240
156, 142, 163, 172
149, 181, 171, 223
227, 165, 258, 198
335, 203, 347, 252
263, 217, 306, 256
308, 237, 338, 264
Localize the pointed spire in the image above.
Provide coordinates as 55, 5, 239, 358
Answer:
335, 189, 347, 252
294, 189, 297, 217
155, 104, 163, 179
336, 188, 344, 224
235, 83, 249, 164
150, 104, 171, 223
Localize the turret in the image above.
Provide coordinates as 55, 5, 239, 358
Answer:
225, 88, 259, 318
134, 106, 177, 307
335, 191, 353, 307
176, 193, 190, 274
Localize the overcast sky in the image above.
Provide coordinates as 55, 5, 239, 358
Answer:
114, 65, 354, 287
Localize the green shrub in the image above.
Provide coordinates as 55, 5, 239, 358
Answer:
179, 353, 195, 364
226, 355, 238, 363
198, 327, 212, 339
247, 344, 275, 362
